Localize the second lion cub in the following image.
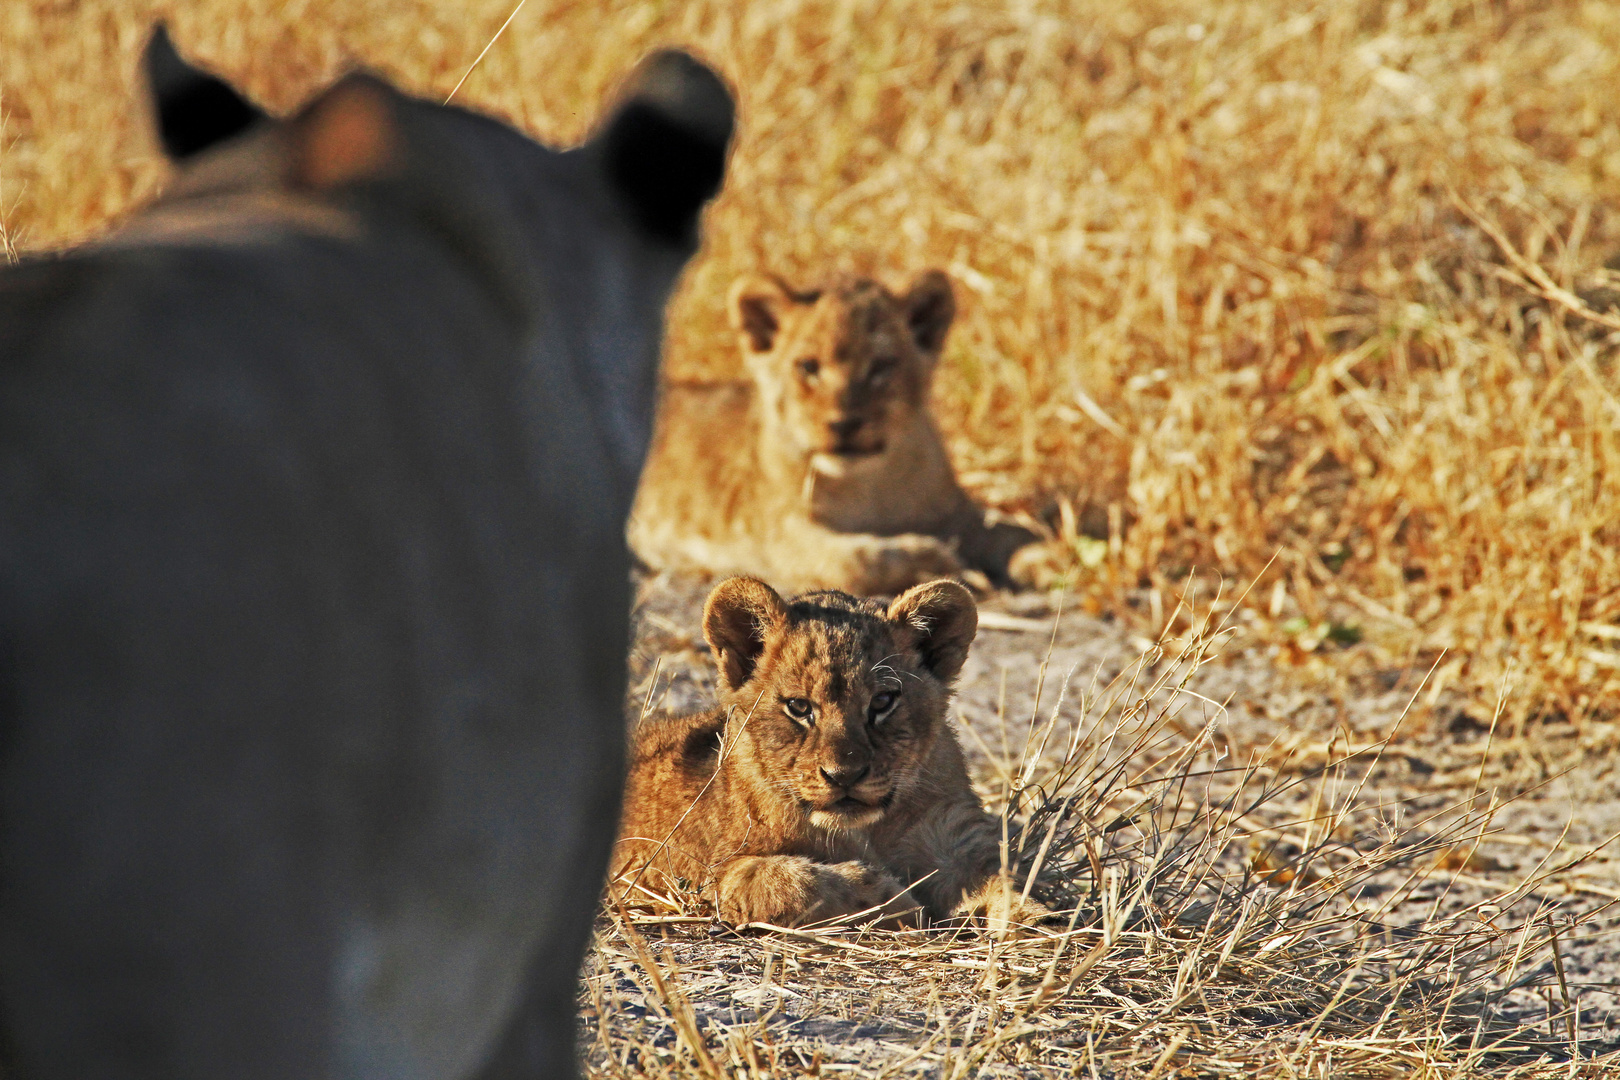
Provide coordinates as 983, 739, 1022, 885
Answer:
615, 576, 1045, 928
628, 271, 1037, 595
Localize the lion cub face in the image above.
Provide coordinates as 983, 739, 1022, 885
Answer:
702, 576, 977, 833
729, 271, 956, 478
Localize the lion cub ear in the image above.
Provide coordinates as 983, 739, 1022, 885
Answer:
703, 577, 789, 692
729, 275, 794, 355
902, 269, 956, 358
887, 580, 977, 685
288, 74, 401, 190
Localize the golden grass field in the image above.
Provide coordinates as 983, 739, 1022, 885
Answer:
9, 4, 1620, 1075
6, 1, 1619, 713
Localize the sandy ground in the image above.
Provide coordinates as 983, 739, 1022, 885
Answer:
582, 572, 1620, 1072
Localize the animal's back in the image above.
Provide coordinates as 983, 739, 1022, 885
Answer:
0, 28, 731, 1080
0, 198, 615, 1080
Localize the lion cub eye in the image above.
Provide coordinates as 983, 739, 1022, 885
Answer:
869, 691, 899, 721
867, 357, 897, 387
796, 358, 821, 382
782, 697, 814, 723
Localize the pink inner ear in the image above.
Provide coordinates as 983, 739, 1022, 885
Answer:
297, 82, 398, 190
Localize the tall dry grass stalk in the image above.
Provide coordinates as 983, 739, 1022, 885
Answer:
597, 597, 1619, 1076
6, 0, 1620, 717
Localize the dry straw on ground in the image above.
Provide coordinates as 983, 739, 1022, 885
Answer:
8, 4, 1620, 1071
600, 595, 1619, 1077
7, 0, 1620, 722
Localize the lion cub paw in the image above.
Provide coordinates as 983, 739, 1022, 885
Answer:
842, 534, 964, 596
1006, 539, 1078, 591
956, 877, 1053, 936
717, 856, 921, 928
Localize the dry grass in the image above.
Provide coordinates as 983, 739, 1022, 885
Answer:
8, 3, 1620, 1069
598, 596, 1619, 1076
7, 0, 1620, 724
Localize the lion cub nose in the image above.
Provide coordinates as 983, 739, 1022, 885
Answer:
820, 763, 870, 790
827, 418, 862, 440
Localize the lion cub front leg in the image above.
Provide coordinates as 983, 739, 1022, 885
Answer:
897, 800, 1052, 931
714, 856, 921, 928
801, 531, 964, 596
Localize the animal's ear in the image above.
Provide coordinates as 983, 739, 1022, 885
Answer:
596, 50, 735, 247
287, 74, 401, 190
887, 579, 977, 685
902, 269, 956, 357
729, 275, 793, 355
703, 577, 788, 692
144, 24, 266, 161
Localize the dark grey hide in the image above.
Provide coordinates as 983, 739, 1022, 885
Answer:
0, 27, 731, 1080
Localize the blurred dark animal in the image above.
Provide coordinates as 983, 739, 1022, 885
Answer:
628, 271, 1040, 595
0, 26, 730, 1080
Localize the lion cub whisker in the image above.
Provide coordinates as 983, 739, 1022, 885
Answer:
615, 576, 1050, 930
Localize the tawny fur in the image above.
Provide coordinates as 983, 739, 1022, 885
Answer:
614, 577, 1045, 929
628, 272, 1037, 595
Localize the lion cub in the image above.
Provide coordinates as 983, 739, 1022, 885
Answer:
615, 576, 1043, 928
628, 271, 1037, 595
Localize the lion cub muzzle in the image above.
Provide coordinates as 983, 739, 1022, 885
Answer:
822, 414, 884, 456
810, 415, 887, 477
809, 384, 890, 468
799, 736, 888, 828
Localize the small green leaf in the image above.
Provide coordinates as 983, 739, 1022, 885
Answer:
1075, 536, 1109, 569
